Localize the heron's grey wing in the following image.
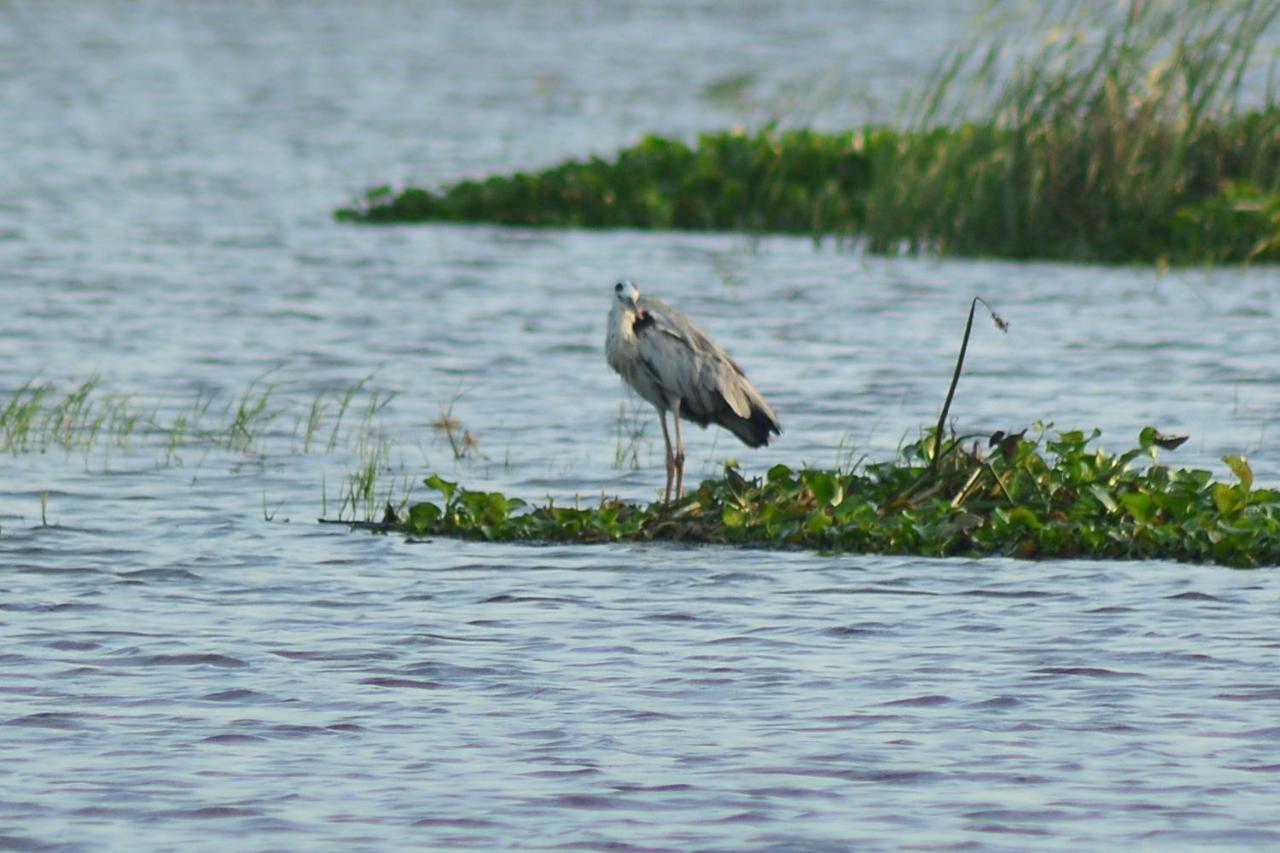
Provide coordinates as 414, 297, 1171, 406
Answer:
635, 296, 765, 425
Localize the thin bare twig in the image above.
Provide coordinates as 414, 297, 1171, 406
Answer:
930, 296, 1008, 476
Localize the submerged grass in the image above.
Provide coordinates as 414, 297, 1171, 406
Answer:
344, 425, 1280, 568
337, 0, 1280, 263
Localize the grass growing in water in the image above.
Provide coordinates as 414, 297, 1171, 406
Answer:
337, 0, 1280, 263
613, 401, 649, 471
0, 374, 404, 466
2, 378, 141, 457
863, 0, 1280, 261
338, 425, 1279, 568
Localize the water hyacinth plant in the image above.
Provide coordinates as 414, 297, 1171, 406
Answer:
337, 128, 875, 239
336, 426, 1280, 568
338, 0, 1280, 263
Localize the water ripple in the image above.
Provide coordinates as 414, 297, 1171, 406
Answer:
2, 1, 1280, 849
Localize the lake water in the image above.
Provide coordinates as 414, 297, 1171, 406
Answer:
3, 1, 1280, 849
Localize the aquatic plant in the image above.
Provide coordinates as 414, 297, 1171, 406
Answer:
1, 378, 140, 457
337, 128, 875, 240
431, 390, 480, 461
613, 401, 649, 471
337, 0, 1280, 264
334, 425, 1280, 568
862, 0, 1280, 261
0, 375, 402, 466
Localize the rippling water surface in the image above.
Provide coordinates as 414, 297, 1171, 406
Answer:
3, 2, 1280, 849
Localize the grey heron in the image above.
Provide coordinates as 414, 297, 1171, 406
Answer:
605, 280, 780, 502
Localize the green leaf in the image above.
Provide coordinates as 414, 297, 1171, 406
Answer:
805, 510, 832, 534
484, 492, 511, 524
407, 502, 442, 534
1212, 482, 1244, 516
1120, 492, 1155, 524
424, 474, 457, 507
834, 496, 874, 526
803, 470, 843, 507
767, 463, 794, 485
1089, 483, 1119, 513
1223, 455, 1253, 491
1007, 506, 1043, 530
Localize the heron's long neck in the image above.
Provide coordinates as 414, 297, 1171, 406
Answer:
606, 304, 640, 372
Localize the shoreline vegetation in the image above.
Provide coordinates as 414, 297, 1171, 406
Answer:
10, 324, 1273, 567
334, 426, 1280, 568
323, 300, 1280, 568
337, 0, 1280, 264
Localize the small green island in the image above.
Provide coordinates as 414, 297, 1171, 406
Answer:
340, 427, 1280, 569
337, 3, 1280, 264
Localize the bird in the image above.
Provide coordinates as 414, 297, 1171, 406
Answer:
605, 280, 780, 503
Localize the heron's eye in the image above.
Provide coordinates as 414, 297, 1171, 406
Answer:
615, 282, 624, 293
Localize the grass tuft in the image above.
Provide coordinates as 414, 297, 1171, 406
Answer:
863, 0, 1280, 262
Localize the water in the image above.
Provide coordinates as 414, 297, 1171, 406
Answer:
3, 1, 1280, 849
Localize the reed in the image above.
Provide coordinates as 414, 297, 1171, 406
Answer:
337, 0, 1280, 263
862, 0, 1280, 261
0, 375, 399, 465
431, 390, 479, 461
612, 401, 649, 471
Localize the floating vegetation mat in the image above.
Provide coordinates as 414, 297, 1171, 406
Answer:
338, 0, 1280, 264
325, 427, 1280, 569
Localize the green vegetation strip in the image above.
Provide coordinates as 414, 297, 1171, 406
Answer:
338, 1, 1280, 264
342, 427, 1280, 568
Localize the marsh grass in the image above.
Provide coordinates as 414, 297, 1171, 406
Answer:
0, 373, 467, 525
430, 390, 480, 460
225, 376, 280, 453
1, 378, 144, 457
612, 401, 649, 470
330, 422, 422, 522
338, 0, 1280, 263
324, 375, 370, 453
0, 374, 405, 468
863, 0, 1280, 261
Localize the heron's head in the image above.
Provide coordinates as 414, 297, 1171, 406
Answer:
614, 280, 640, 312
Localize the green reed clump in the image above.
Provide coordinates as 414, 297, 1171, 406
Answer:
337, 128, 880, 238
863, 0, 1280, 262
337, 0, 1280, 264
0, 374, 401, 466
353, 426, 1279, 567
0, 378, 140, 456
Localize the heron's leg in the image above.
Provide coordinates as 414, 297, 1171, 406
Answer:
657, 408, 674, 504
671, 400, 686, 499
